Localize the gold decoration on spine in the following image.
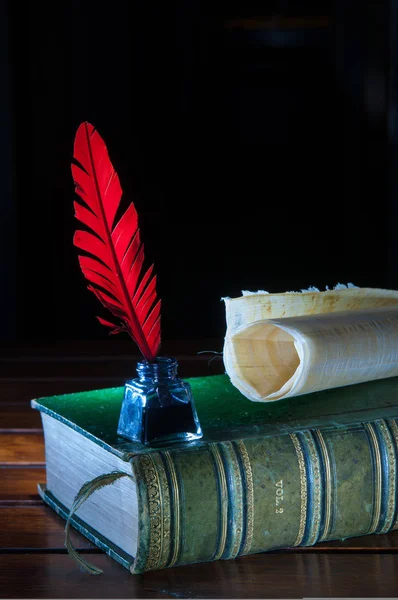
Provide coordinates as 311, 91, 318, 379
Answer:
303, 430, 322, 546
387, 419, 398, 530
140, 454, 163, 571
162, 450, 181, 567
365, 422, 382, 534
228, 442, 244, 559
151, 453, 172, 569
236, 440, 254, 554
315, 430, 332, 541
290, 433, 307, 546
210, 444, 229, 560
377, 420, 396, 533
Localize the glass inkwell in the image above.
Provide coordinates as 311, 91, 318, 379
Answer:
71, 121, 202, 447
117, 357, 202, 446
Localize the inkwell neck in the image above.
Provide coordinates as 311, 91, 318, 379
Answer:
136, 357, 178, 382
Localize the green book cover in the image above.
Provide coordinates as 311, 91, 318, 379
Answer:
32, 374, 398, 574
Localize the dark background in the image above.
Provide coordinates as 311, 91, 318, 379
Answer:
1, 0, 397, 344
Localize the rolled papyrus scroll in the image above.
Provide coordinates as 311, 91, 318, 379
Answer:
223, 287, 398, 402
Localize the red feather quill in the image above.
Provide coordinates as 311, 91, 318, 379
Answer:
71, 122, 161, 361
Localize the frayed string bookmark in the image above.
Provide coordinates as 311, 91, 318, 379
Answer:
64, 471, 134, 575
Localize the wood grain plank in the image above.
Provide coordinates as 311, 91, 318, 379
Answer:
0, 339, 222, 361
0, 404, 42, 430
0, 506, 95, 550
0, 467, 45, 502
1, 552, 398, 598
0, 339, 223, 381
0, 434, 45, 465
0, 360, 221, 381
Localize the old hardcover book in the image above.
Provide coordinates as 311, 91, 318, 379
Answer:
32, 373, 398, 574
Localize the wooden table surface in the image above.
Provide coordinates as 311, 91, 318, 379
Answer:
2, 340, 398, 599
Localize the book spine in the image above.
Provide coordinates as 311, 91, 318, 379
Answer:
130, 418, 398, 574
